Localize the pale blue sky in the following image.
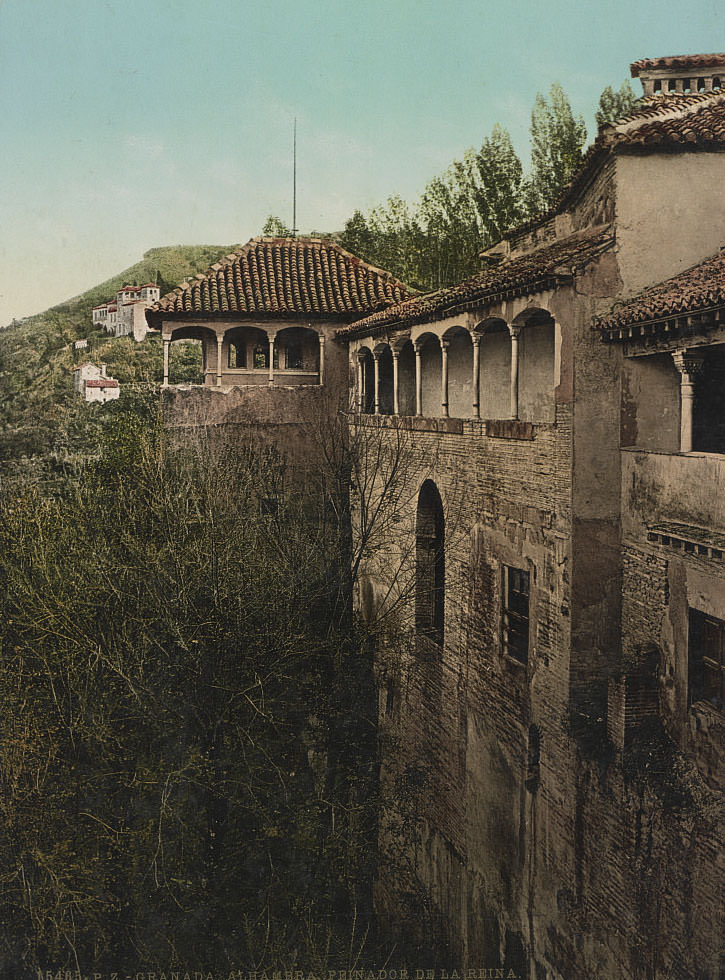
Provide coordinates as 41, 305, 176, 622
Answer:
0, 0, 721, 324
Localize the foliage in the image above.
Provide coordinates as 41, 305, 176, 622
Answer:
262, 215, 293, 237
472, 124, 526, 244
595, 80, 638, 129
525, 82, 587, 215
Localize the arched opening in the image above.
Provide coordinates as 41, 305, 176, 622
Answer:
476, 318, 511, 420
514, 309, 556, 422
416, 480, 445, 647
417, 333, 441, 418
275, 326, 320, 380
357, 347, 375, 413
220, 326, 272, 385
443, 326, 473, 418
396, 340, 416, 416
374, 344, 394, 415
166, 325, 213, 385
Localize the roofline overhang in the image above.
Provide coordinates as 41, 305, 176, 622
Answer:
599, 304, 725, 343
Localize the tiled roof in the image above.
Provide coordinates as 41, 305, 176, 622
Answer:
597, 251, 725, 333
340, 226, 614, 338
148, 237, 411, 321
630, 53, 725, 76
506, 91, 725, 240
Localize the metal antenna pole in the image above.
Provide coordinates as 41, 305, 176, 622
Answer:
292, 117, 297, 237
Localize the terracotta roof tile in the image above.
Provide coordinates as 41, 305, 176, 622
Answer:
597, 251, 725, 333
340, 226, 614, 338
148, 237, 410, 322
630, 53, 725, 76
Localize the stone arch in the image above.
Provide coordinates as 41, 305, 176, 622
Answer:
275, 326, 320, 378
416, 479, 445, 647
373, 342, 394, 415
512, 307, 556, 422
166, 324, 216, 385
475, 317, 511, 420
416, 332, 442, 418
442, 325, 473, 418
396, 339, 417, 416
357, 345, 375, 413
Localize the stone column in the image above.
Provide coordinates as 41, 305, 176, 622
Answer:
268, 336, 275, 386
356, 353, 365, 412
509, 324, 521, 420
672, 349, 705, 452
471, 334, 481, 419
373, 351, 381, 415
392, 349, 400, 415
216, 336, 223, 387
440, 338, 449, 418
415, 342, 423, 416
318, 334, 326, 385
163, 339, 170, 387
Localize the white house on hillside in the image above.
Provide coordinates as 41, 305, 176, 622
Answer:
73, 362, 120, 403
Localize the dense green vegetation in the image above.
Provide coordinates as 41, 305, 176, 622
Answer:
0, 245, 234, 484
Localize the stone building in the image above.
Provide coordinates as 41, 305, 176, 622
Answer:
93, 283, 160, 341
337, 54, 725, 980
145, 237, 410, 452
73, 362, 120, 403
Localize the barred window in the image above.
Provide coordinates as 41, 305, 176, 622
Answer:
503, 566, 530, 664
689, 609, 725, 710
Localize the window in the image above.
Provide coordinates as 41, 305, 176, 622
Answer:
689, 609, 725, 710
415, 480, 445, 647
503, 566, 530, 664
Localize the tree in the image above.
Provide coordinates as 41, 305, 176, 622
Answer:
525, 82, 587, 216
262, 214, 292, 236
595, 80, 637, 129
472, 124, 526, 242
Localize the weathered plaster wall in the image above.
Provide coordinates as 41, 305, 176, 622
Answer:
615, 152, 725, 296
621, 353, 681, 451
519, 323, 555, 423
478, 329, 511, 421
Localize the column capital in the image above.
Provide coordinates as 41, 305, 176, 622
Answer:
391, 348, 400, 359
318, 334, 326, 345
439, 338, 450, 350
672, 348, 705, 380
508, 323, 522, 339
357, 350, 367, 363
373, 349, 382, 361
471, 333, 482, 347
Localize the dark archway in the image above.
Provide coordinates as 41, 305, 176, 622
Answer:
416, 480, 445, 647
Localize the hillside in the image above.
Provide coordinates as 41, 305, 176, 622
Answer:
0, 244, 235, 483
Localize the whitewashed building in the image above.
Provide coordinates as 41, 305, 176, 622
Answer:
73, 362, 120, 403
92, 283, 160, 341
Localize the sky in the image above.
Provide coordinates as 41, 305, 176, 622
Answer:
0, 0, 722, 325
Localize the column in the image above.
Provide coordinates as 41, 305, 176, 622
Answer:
509, 324, 521, 420
163, 339, 170, 387
268, 336, 275, 387
216, 336, 223, 387
672, 349, 705, 452
356, 353, 365, 412
440, 338, 449, 418
318, 334, 326, 385
373, 351, 381, 415
471, 334, 481, 419
392, 349, 400, 415
415, 342, 423, 416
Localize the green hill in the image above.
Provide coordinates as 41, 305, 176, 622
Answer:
0, 244, 235, 484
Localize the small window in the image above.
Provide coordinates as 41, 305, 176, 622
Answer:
689, 609, 725, 710
503, 566, 530, 664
